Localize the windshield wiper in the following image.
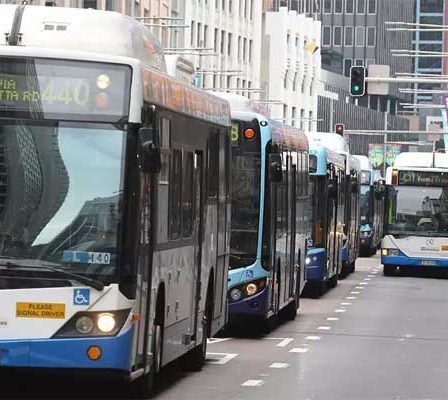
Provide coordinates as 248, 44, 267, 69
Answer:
1, 262, 104, 291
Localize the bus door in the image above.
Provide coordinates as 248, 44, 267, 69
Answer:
327, 166, 337, 277
289, 160, 297, 300
191, 151, 204, 340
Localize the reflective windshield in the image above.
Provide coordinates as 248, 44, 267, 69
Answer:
360, 185, 371, 224
0, 120, 126, 282
386, 186, 448, 236
230, 149, 261, 268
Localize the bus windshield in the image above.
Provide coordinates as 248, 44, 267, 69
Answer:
0, 120, 126, 284
230, 149, 261, 268
360, 185, 371, 224
386, 186, 448, 236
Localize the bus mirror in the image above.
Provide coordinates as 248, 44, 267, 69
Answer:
269, 154, 283, 183
139, 127, 161, 173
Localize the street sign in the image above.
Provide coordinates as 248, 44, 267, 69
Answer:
367, 65, 390, 96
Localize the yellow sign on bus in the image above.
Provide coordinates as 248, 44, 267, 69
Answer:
16, 302, 66, 319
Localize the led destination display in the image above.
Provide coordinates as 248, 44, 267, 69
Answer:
0, 57, 131, 121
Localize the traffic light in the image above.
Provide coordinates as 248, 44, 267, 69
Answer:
349, 66, 366, 97
335, 123, 345, 136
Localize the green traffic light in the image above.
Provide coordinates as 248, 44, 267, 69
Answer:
353, 84, 360, 93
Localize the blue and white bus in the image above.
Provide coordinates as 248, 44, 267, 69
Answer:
355, 155, 385, 256
0, 5, 231, 395
304, 144, 345, 296
382, 152, 448, 275
307, 133, 361, 279
215, 95, 310, 326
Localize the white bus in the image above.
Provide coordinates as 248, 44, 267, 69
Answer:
0, 4, 231, 395
382, 152, 448, 275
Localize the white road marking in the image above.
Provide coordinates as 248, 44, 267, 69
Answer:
264, 337, 295, 347
364, 278, 371, 281
335, 309, 346, 313
317, 326, 331, 330
242, 380, 265, 387
367, 275, 375, 278
290, 347, 309, 353
306, 335, 321, 341
270, 363, 290, 368
346, 296, 357, 300
341, 302, 352, 306
351, 291, 360, 294
355, 286, 365, 289
206, 352, 238, 365
276, 338, 294, 347
327, 317, 339, 321
208, 338, 232, 344
359, 282, 368, 285
260, 374, 269, 377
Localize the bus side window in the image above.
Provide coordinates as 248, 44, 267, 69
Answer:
207, 133, 219, 197
304, 152, 309, 197
182, 152, 194, 238
169, 148, 182, 239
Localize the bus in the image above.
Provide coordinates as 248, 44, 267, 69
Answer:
215, 94, 310, 326
304, 144, 345, 296
355, 155, 385, 256
382, 152, 448, 276
0, 5, 231, 395
308, 133, 361, 278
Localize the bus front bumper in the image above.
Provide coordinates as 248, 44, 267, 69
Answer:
382, 255, 448, 268
305, 249, 327, 282
0, 328, 133, 372
228, 288, 269, 319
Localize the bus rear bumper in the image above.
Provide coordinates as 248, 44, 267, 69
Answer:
382, 255, 448, 268
0, 328, 133, 372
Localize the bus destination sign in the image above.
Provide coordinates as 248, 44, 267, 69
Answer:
0, 58, 131, 122
398, 170, 448, 187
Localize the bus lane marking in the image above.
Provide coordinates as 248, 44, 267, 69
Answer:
264, 337, 294, 347
351, 291, 360, 294
346, 296, 357, 300
206, 352, 238, 365
241, 380, 265, 387
359, 282, 368, 285
290, 348, 309, 353
341, 302, 352, 306
306, 335, 321, 341
269, 363, 290, 368
327, 317, 339, 321
335, 309, 346, 313
317, 326, 331, 330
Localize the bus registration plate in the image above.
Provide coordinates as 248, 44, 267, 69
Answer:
421, 260, 436, 266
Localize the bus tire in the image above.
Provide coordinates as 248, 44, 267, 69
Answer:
183, 285, 213, 372
328, 273, 338, 289
281, 299, 297, 321
383, 265, 397, 276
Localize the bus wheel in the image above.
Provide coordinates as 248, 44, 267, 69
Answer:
183, 293, 212, 372
133, 322, 163, 398
383, 265, 397, 276
281, 299, 297, 321
328, 274, 338, 289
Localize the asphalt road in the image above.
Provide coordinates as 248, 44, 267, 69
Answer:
3, 254, 448, 400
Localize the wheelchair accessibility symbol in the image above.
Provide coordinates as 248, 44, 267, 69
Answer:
73, 289, 90, 306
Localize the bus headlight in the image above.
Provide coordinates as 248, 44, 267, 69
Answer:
382, 249, 400, 256
305, 257, 311, 265
361, 231, 371, 238
75, 316, 95, 335
230, 288, 243, 302
245, 283, 258, 296
53, 309, 131, 338
97, 313, 116, 333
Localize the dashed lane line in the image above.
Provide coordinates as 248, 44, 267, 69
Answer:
306, 335, 321, 341
269, 363, 290, 369
290, 347, 309, 353
327, 317, 339, 321
335, 309, 346, 313
241, 380, 265, 387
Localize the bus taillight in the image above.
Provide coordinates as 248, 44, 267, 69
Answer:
391, 169, 398, 185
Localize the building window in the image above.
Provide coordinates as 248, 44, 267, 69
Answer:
204, 25, 208, 47
284, 70, 289, 89
292, 107, 297, 127
249, 40, 253, 61
323, 0, 332, 13
368, 0, 376, 13
191, 21, 195, 47
309, 111, 313, 131
228, 33, 232, 56
197, 23, 202, 47
238, 36, 242, 60
322, 26, 331, 47
243, 38, 247, 61
334, 0, 342, 14
293, 72, 298, 91
214, 28, 219, 52
333, 26, 342, 46
300, 109, 305, 130
344, 59, 352, 77
345, 26, 354, 46
355, 59, 364, 66
355, 26, 365, 46
221, 30, 225, 54
356, 0, 365, 14
366, 58, 375, 66
283, 104, 288, 123
367, 27, 376, 46
346, 0, 354, 13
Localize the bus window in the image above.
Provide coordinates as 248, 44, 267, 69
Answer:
207, 133, 219, 197
169, 149, 182, 239
159, 118, 171, 185
182, 152, 194, 238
